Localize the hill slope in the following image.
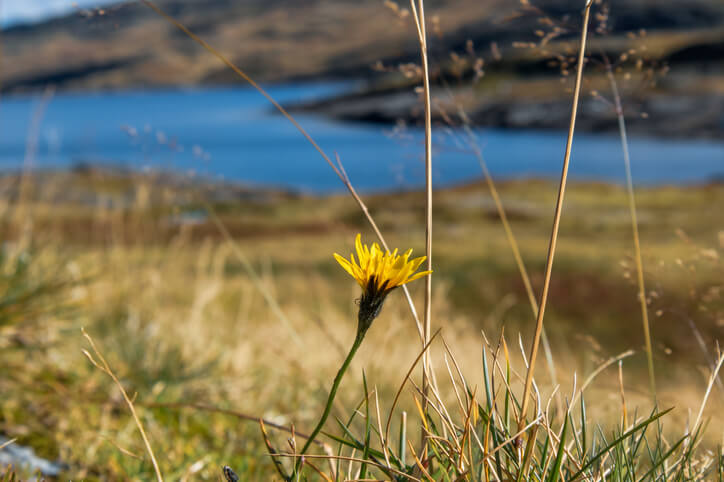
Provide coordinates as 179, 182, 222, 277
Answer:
2, 0, 723, 91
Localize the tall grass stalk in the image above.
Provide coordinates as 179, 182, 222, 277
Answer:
518, 0, 594, 436
408, 0, 435, 456
604, 57, 657, 401
139, 0, 426, 343
461, 122, 561, 412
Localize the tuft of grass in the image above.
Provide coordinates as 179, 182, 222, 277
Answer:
0, 244, 76, 333
261, 334, 722, 480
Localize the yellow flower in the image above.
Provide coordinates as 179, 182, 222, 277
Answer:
334, 234, 431, 330
335, 233, 431, 293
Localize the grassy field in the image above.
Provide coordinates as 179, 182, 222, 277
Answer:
1, 168, 722, 479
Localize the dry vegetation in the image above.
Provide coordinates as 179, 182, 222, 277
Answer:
1, 168, 722, 479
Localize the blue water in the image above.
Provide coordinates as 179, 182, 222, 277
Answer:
1, 84, 722, 193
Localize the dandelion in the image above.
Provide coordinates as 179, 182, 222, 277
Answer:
295, 234, 431, 475
334, 233, 431, 337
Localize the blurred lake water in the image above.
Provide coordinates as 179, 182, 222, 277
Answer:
1, 84, 722, 192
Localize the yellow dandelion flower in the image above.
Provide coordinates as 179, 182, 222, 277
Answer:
334, 233, 431, 331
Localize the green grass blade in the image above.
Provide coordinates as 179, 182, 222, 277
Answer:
545, 414, 569, 482
569, 407, 673, 481
482, 345, 504, 480
359, 371, 371, 480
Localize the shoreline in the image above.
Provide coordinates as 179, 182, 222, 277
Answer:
286, 82, 724, 141
2, 164, 721, 206
4, 80, 722, 141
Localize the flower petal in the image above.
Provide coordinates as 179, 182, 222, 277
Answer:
335, 235, 429, 296
334, 253, 356, 277
355, 233, 367, 268
399, 269, 433, 285
408, 256, 427, 272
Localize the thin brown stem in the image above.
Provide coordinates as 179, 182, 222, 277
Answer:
409, 0, 434, 460
691, 352, 724, 439
517, 1, 593, 436
82, 329, 164, 482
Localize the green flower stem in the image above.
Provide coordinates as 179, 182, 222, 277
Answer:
295, 331, 365, 475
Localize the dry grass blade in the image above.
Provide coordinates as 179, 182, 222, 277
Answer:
374, 385, 392, 469
485, 416, 543, 462
420, 380, 461, 447
100, 435, 143, 460
138, 0, 426, 344
259, 419, 290, 480
570, 350, 635, 407
442, 351, 468, 418
407, 0, 435, 457
673, 310, 724, 394
518, 0, 594, 436
384, 329, 441, 448
458, 388, 477, 472
691, 352, 724, 437
81, 328, 164, 482
303, 460, 334, 482
407, 439, 435, 481
0, 439, 16, 451
539, 418, 587, 478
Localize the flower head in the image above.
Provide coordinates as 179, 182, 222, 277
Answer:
334, 233, 431, 334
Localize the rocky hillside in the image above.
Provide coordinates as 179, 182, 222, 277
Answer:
2, 0, 723, 92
